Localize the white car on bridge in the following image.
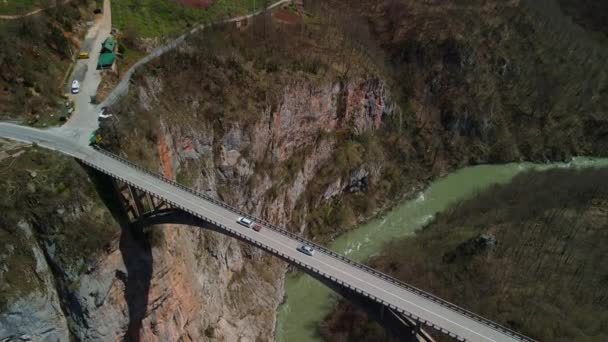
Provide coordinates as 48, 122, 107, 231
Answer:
237, 217, 252, 228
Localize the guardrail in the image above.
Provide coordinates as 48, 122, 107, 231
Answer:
89, 145, 534, 342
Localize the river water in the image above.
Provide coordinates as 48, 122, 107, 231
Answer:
275, 157, 608, 342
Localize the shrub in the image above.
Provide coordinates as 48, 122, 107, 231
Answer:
204, 325, 215, 338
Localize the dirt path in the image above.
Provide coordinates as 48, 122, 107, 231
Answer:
0, 0, 73, 20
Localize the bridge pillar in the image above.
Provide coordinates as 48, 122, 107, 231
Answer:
128, 185, 146, 218
111, 179, 179, 237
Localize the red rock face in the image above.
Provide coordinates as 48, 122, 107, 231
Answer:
157, 131, 173, 179
262, 78, 391, 164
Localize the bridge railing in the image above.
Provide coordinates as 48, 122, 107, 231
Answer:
91, 146, 533, 342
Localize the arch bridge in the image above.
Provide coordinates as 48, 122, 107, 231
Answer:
0, 124, 535, 342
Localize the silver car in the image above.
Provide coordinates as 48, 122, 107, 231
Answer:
297, 245, 315, 256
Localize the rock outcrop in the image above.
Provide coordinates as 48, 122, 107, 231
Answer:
0, 222, 70, 342
100, 74, 397, 340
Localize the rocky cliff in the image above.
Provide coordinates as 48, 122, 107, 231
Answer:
0, 140, 119, 341
96, 36, 402, 338
0, 143, 284, 342
3, 0, 607, 340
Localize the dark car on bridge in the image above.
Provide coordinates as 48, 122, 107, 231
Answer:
252, 223, 262, 232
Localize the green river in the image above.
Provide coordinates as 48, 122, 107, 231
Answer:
275, 157, 608, 342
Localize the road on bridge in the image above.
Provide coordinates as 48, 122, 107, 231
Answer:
0, 123, 532, 342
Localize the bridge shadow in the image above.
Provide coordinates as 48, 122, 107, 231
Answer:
83, 164, 152, 341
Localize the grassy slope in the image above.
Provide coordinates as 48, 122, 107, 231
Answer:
112, 0, 272, 38
0, 0, 41, 15
0, 142, 119, 309
0, 0, 97, 124
321, 168, 608, 341
100, 0, 274, 102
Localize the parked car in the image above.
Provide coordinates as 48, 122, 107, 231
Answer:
78, 52, 90, 59
297, 245, 315, 256
71, 80, 80, 94
237, 217, 253, 228
252, 223, 262, 232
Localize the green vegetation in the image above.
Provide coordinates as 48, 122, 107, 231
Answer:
557, 0, 608, 43
291, 119, 422, 240
112, 0, 273, 38
0, 0, 96, 124
321, 168, 608, 342
99, 11, 371, 155
101, 0, 608, 245
0, 143, 119, 308
204, 325, 215, 338
117, 39, 146, 68
0, 0, 41, 15
0, 224, 40, 310
328, 0, 608, 161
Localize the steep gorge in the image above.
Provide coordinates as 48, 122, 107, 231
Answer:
97, 0, 608, 335
96, 24, 405, 339
2, 0, 608, 340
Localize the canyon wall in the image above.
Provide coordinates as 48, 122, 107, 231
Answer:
95, 63, 400, 339
1, 57, 401, 342
3, 0, 608, 340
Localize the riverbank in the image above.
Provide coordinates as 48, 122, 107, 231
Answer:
275, 157, 608, 342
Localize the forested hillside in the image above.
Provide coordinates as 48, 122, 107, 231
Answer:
322, 167, 608, 341
0, 0, 98, 124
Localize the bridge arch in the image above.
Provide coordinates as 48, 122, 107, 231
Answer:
129, 202, 431, 342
